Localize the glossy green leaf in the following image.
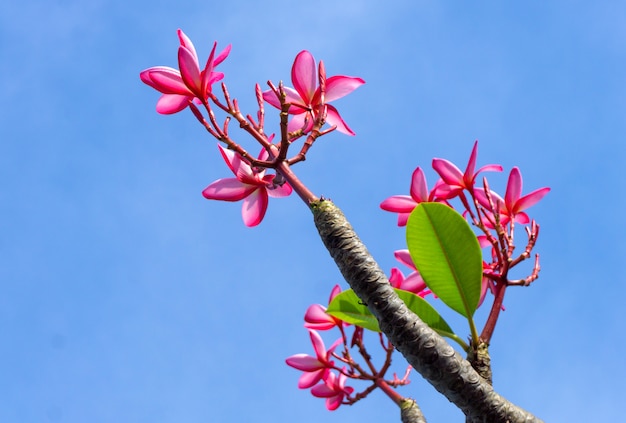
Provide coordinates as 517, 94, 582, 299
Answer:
406, 202, 483, 318
326, 289, 379, 332
326, 289, 462, 347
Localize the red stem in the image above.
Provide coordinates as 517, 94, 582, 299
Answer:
480, 281, 507, 343
376, 379, 404, 405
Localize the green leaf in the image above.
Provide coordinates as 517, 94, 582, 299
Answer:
326, 289, 379, 332
406, 202, 483, 318
326, 289, 463, 349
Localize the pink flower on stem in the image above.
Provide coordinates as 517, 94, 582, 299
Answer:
476, 166, 550, 225
140, 29, 231, 114
310, 369, 354, 411
432, 141, 502, 200
263, 50, 365, 135
304, 285, 344, 331
392, 250, 428, 296
286, 330, 340, 389
202, 145, 292, 227
380, 167, 443, 226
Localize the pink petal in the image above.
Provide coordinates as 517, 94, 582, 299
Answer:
476, 164, 503, 174
213, 44, 232, 66
380, 195, 417, 213
474, 188, 504, 210
328, 285, 342, 302
388, 267, 405, 288
298, 369, 327, 389
325, 105, 355, 135
202, 178, 256, 201
286, 354, 323, 372
263, 87, 308, 113
463, 141, 479, 182
177, 29, 199, 65
201, 42, 217, 97
308, 330, 327, 361
178, 46, 202, 97
266, 178, 293, 198
142, 67, 190, 95
400, 272, 426, 294
322, 75, 366, 102
287, 112, 312, 134
304, 305, 336, 330
410, 167, 428, 202
432, 158, 463, 186
394, 250, 416, 271
505, 167, 523, 208
515, 187, 550, 212
217, 145, 238, 175
241, 188, 268, 227
310, 382, 335, 398
397, 213, 410, 226
513, 211, 530, 224
155, 94, 191, 114
291, 50, 317, 103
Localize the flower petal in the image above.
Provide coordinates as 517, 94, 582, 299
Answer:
432, 158, 464, 186
155, 94, 191, 114
401, 272, 427, 294
394, 249, 416, 271
266, 178, 293, 198
325, 105, 355, 135
380, 196, 417, 213
410, 167, 428, 202
308, 330, 327, 361
201, 42, 217, 97
141, 67, 190, 95
505, 167, 523, 208
515, 187, 551, 212
291, 50, 317, 103
178, 45, 202, 98
323, 75, 365, 102
298, 369, 327, 389
213, 44, 232, 66
241, 188, 268, 227
286, 354, 323, 372
177, 29, 199, 64
304, 304, 336, 331
463, 141, 479, 182
202, 178, 256, 201
287, 112, 312, 134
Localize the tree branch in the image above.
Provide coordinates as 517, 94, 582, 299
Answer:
311, 200, 542, 423
401, 399, 427, 423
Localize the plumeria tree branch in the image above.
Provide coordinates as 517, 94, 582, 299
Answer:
141, 30, 549, 420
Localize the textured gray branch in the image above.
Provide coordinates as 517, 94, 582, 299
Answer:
401, 399, 427, 423
311, 200, 542, 423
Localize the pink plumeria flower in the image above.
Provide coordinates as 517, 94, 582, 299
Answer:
263, 50, 365, 135
476, 166, 550, 225
304, 285, 344, 330
380, 167, 446, 226
286, 330, 341, 389
140, 29, 231, 114
310, 369, 354, 411
202, 144, 292, 227
432, 141, 502, 200
392, 250, 428, 296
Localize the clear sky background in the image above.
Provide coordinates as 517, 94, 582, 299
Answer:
1, 1, 625, 422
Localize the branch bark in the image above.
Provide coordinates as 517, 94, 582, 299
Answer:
311, 200, 542, 423
401, 399, 427, 423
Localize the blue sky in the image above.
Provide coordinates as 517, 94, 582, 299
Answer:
1, 1, 625, 422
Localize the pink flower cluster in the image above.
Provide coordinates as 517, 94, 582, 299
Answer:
140, 29, 230, 114
286, 285, 354, 411
381, 141, 550, 303
141, 30, 365, 227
